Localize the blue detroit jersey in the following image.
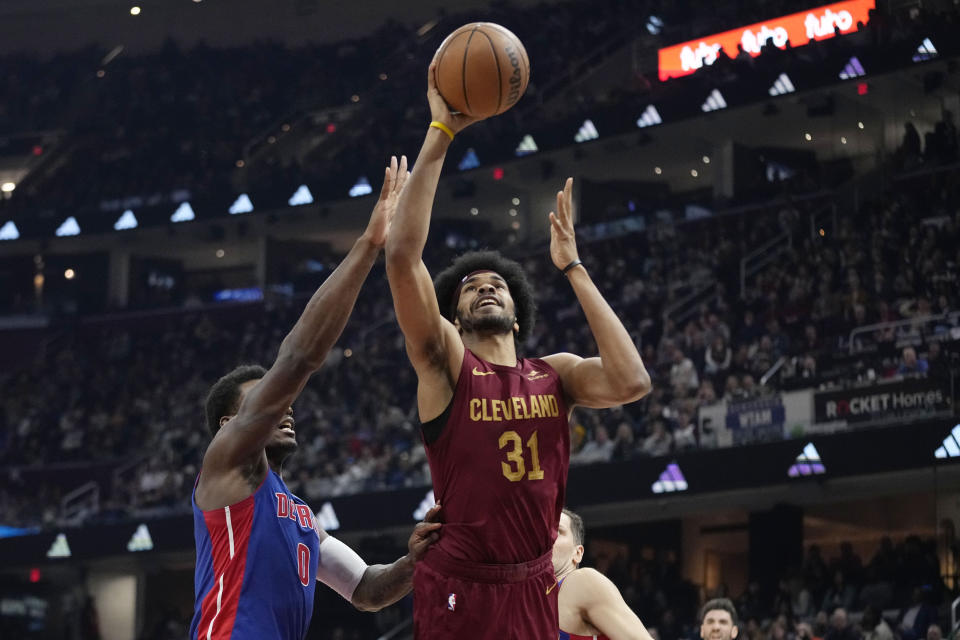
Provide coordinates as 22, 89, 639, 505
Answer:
190, 470, 320, 640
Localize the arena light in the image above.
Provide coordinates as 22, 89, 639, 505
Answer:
769, 72, 796, 96
129, 6, 141, 16
934, 424, 960, 459
228, 193, 254, 215
651, 463, 688, 493
839, 56, 865, 79
787, 442, 826, 476
574, 119, 599, 143
1, 182, 14, 193
127, 524, 154, 552
55, 216, 81, 237
349, 177, 373, 198
47, 533, 72, 558
288, 185, 314, 206
515, 134, 538, 156
701, 89, 728, 112
646, 16, 664, 35
458, 148, 480, 171
0, 221, 20, 241
170, 202, 196, 223
114, 210, 138, 231
636, 105, 663, 128
913, 37, 938, 62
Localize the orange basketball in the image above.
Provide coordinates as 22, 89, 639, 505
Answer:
434, 23, 530, 119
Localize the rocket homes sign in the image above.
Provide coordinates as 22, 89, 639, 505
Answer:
657, 0, 875, 81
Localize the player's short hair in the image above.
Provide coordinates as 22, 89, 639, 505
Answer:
433, 250, 537, 344
204, 364, 268, 437
700, 598, 740, 627
562, 508, 585, 548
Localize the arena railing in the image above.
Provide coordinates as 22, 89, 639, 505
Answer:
60, 481, 99, 526
848, 311, 960, 355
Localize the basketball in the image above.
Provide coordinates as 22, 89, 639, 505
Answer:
434, 22, 530, 118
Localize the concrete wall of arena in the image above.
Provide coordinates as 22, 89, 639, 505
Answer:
0, 0, 550, 55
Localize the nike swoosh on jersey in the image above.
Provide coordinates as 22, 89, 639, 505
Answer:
472, 367, 496, 376
545, 581, 558, 595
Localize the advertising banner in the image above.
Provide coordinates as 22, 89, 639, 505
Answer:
814, 377, 952, 424
657, 0, 875, 81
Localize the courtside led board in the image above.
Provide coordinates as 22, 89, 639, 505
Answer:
657, 0, 875, 81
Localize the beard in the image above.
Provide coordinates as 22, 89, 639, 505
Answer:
457, 309, 516, 336
265, 439, 298, 467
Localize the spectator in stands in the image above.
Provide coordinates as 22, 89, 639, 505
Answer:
926, 625, 942, 640
572, 425, 616, 465
896, 346, 929, 376
899, 587, 939, 640
925, 341, 948, 379
860, 605, 894, 640
670, 347, 700, 395
825, 608, 859, 640
611, 421, 636, 462
673, 409, 698, 451
705, 336, 732, 379
821, 570, 857, 613
641, 420, 673, 458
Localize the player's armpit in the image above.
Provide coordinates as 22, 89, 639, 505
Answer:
543, 352, 651, 410
572, 569, 654, 640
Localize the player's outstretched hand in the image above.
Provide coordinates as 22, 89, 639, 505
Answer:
408, 503, 442, 561
549, 177, 581, 271
428, 60, 483, 135
364, 155, 409, 249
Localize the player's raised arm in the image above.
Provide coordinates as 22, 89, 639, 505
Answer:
542, 178, 652, 409
569, 569, 655, 640
384, 62, 480, 381
201, 158, 406, 475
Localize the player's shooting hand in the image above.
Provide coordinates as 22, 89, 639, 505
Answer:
549, 177, 581, 271
427, 60, 482, 135
364, 155, 409, 248
407, 503, 442, 561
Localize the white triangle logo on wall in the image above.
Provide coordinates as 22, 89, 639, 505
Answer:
636, 105, 663, 128
288, 185, 314, 206
913, 38, 938, 62
701, 89, 728, 112
788, 442, 826, 476
170, 202, 195, 223
228, 194, 254, 215
934, 424, 960, 459
127, 524, 154, 552
768, 73, 796, 96
316, 502, 340, 531
413, 490, 436, 521
55, 216, 81, 237
0, 220, 20, 241
515, 135, 538, 156
47, 533, 72, 558
114, 210, 138, 231
574, 119, 599, 143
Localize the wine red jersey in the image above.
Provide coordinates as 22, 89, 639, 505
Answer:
424, 348, 570, 565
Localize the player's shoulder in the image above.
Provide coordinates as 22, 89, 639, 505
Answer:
539, 351, 581, 373
564, 567, 607, 589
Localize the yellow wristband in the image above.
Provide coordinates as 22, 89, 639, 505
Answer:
430, 121, 455, 141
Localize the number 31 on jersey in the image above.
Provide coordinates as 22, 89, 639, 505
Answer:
499, 430, 545, 482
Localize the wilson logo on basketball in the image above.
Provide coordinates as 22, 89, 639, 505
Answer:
505, 44, 523, 106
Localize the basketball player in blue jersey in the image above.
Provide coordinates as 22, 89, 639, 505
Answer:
553, 509, 654, 640
190, 157, 441, 640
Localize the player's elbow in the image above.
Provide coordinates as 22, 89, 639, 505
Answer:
350, 596, 382, 613
614, 368, 652, 403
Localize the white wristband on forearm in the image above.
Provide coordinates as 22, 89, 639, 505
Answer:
317, 536, 368, 601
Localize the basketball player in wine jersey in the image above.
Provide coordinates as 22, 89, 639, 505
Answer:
554, 509, 655, 640
384, 61, 652, 640
190, 158, 442, 640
